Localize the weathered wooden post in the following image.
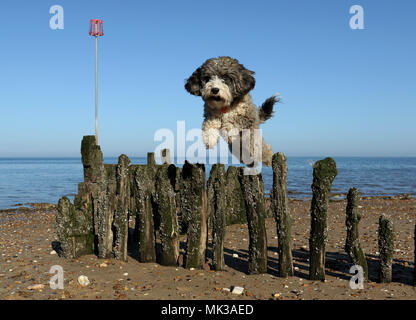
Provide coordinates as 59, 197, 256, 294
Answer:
309, 157, 337, 281
147, 152, 156, 166
161, 148, 172, 165
168, 165, 184, 233
96, 164, 118, 259
56, 195, 94, 258
80, 135, 117, 259
132, 165, 157, 262
112, 154, 131, 261
414, 225, 416, 286
378, 215, 394, 283
154, 164, 180, 266
225, 166, 247, 225
345, 187, 368, 280
56, 135, 101, 258
81, 135, 104, 183
181, 161, 208, 269
271, 152, 293, 277
239, 169, 268, 274
207, 164, 227, 271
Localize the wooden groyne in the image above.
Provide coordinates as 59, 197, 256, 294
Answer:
56, 136, 270, 272
57, 135, 413, 285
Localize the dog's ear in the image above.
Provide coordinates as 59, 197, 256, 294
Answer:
185, 67, 202, 96
239, 67, 255, 96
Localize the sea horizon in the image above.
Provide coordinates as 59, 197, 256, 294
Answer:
1, 156, 415, 159
0, 156, 415, 210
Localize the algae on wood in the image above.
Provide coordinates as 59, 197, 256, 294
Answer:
224, 166, 247, 225
167, 165, 183, 234
147, 152, 156, 166
207, 164, 227, 271
309, 157, 337, 281
181, 161, 208, 269
153, 164, 180, 266
414, 225, 416, 286
239, 169, 268, 274
271, 152, 293, 277
345, 187, 368, 280
94, 164, 117, 258
81, 135, 104, 183
132, 165, 157, 262
80, 135, 116, 259
112, 154, 131, 261
378, 215, 394, 283
56, 196, 94, 258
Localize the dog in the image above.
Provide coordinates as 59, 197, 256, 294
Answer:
185, 56, 279, 167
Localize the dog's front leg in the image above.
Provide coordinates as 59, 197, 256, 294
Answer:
202, 118, 221, 149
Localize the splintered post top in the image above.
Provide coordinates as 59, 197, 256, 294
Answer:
89, 19, 103, 36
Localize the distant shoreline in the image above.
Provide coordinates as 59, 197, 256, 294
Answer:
1, 157, 415, 210
1, 193, 415, 212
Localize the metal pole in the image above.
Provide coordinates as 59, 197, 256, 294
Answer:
95, 35, 98, 145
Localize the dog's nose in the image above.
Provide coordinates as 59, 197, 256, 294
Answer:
211, 88, 219, 94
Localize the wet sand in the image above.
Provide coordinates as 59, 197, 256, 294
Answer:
1, 198, 416, 300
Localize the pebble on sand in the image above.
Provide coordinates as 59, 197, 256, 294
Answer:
27, 284, 45, 290
78, 275, 90, 287
231, 286, 244, 295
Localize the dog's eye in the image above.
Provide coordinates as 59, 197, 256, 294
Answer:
202, 76, 210, 83
222, 75, 231, 83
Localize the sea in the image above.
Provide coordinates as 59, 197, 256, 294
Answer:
0, 157, 415, 209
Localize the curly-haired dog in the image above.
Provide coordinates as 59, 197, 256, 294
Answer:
185, 56, 279, 167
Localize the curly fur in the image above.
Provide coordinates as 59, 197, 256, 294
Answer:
185, 56, 279, 167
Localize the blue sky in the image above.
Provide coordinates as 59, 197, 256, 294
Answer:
0, 0, 415, 157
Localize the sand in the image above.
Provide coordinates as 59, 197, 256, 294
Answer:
1, 197, 416, 300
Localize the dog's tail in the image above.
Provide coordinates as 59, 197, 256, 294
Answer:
258, 93, 281, 123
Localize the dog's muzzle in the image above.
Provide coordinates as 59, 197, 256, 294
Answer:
209, 87, 223, 101
210, 96, 223, 102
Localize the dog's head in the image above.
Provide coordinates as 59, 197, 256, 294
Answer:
185, 56, 255, 110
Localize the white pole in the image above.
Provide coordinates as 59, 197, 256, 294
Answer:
95, 35, 98, 145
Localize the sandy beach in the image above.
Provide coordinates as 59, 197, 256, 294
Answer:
0, 197, 415, 300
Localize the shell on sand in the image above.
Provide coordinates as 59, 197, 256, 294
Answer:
77, 275, 90, 287
27, 284, 45, 290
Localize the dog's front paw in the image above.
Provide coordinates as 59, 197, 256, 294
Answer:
205, 137, 218, 149
203, 129, 220, 149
